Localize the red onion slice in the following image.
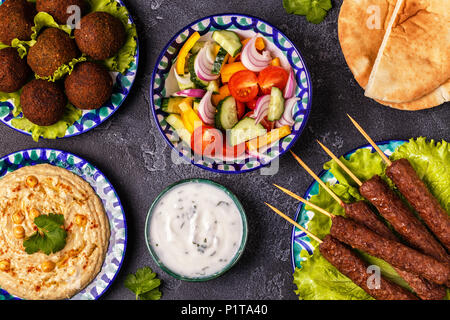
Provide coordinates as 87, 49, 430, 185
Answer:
197, 90, 216, 125
283, 68, 296, 99
275, 97, 299, 127
251, 95, 270, 124
194, 44, 219, 82
241, 37, 272, 72
173, 89, 206, 98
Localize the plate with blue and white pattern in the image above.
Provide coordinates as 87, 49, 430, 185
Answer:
151, 14, 312, 174
0, 0, 138, 140
0, 148, 127, 300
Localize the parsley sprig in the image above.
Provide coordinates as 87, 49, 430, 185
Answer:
124, 267, 162, 300
23, 213, 67, 255
283, 0, 333, 24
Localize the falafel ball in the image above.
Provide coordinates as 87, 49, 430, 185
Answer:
0, 47, 31, 93
36, 0, 89, 25
0, 0, 35, 45
27, 27, 79, 77
65, 61, 113, 110
21, 79, 67, 126
74, 11, 125, 60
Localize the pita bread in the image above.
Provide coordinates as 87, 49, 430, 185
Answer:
365, 0, 450, 103
338, 0, 396, 88
338, 0, 449, 110
376, 81, 450, 110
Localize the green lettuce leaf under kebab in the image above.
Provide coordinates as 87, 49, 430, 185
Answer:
293, 137, 450, 300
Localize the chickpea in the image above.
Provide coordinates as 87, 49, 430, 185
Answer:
12, 212, 24, 224
25, 176, 39, 188
41, 261, 55, 273
29, 208, 41, 221
0, 260, 10, 272
74, 214, 87, 227
13, 226, 25, 239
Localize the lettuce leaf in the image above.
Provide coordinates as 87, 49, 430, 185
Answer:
0, 89, 22, 109
87, 0, 138, 74
11, 104, 82, 141
391, 137, 450, 213
293, 138, 449, 300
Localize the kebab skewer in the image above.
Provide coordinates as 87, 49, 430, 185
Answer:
314, 135, 449, 264
348, 115, 450, 252
274, 183, 446, 300
265, 197, 450, 286
265, 203, 418, 300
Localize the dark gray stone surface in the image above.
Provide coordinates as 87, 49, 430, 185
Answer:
0, 0, 448, 300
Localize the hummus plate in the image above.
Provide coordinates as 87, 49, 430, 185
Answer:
0, 149, 127, 300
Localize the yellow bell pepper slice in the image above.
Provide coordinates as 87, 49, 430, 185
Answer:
270, 57, 281, 67
176, 32, 201, 75
246, 125, 292, 151
221, 62, 247, 83
178, 98, 203, 133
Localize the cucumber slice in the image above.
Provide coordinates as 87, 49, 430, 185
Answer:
215, 96, 239, 130
212, 48, 228, 74
212, 30, 242, 57
206, 80, 220, 94
166, 114, 192, 144
190, 41, 206, 55
229, 117, 267, 146
188, 54, 209, 88
267, 87, 285, 121
161, 97, 184, 114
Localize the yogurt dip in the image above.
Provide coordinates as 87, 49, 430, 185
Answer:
147, 180, 246, 279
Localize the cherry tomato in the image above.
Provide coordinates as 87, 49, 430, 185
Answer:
236, 100, 246, 119
228, 70, 259, 103
258, 66, 289, 95
246, 99, 258, 110
191, 126, 223, 157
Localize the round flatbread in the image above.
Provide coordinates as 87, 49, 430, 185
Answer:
338, 0, 450, 110
0, 164, 110, 300
364, 0, 450, 103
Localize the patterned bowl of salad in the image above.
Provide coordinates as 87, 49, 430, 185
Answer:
150, 14, 312, 173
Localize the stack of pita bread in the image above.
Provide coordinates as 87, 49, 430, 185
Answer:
338, 0, 450, 110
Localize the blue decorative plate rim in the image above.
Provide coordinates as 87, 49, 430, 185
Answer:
0, 0, 139, 140
289, 139, 408, 272
150, 13, 313, 174
0, 148, 127, 300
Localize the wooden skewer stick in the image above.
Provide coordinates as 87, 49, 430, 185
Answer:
289, 150, 344, 206
264, 202, 323, 244
316, 140, 363, 187
347, 114, 392, 166
273, 184, 334, 218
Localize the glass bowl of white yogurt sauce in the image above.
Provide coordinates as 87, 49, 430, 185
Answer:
145, 179, 248, 281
